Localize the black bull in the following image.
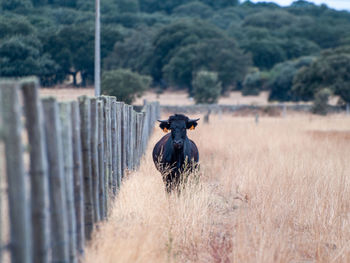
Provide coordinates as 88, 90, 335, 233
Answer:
152, 114, 199, 192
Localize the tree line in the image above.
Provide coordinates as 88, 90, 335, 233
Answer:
0, 0, 350, 106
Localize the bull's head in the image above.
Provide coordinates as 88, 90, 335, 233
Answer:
158, 114, 199, 150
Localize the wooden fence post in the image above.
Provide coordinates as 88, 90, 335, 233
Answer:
115, 102, 123, 189
59, 103, 77, 263
135, 113, 142, 168
139, 111, 146, 157
42, 98, 69, 263
78, 96, 94, 240
0, 81, 32, 263
156, 101, 160, 120
141, 105, 150, 155
110, 98, 118, 195
70, 101, 85, 255
21, 78, 51, 263
101, 96, 112, 212
132, 111, 137, 169
121, 103, 128, 177
127, 105, 134, 170
90, 98, 101, 223
97, 101, 106, 220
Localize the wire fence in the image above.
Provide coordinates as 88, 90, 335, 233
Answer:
0, 77, 160, 263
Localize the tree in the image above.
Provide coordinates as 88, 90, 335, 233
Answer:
242, 38, 286, 69
292, 47, 350, 104
149, 20, 227, 84
210, 7, 241, 30
199, 0, 238, 9
149, 20, 250, 92
101, 69, 151, 104
312, 88, 332, 115
173, 2, 213, 19
43, 24, 94, 86
0, 15, 35, 38
268, 56, 315, 101
115, 0, 139, 13
0, 35, 58, 84
281, 38, 320, 60
192, 71, 222, 104
139, 0, 186, 13
163, 38, 250, 94
243, 10, 297, 30
1, 0, 32, 10
242, 70, 268, 96
103, 26, 156, 75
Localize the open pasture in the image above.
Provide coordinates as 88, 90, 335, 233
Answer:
39, 88, 270, 105
84, 114, 350, 263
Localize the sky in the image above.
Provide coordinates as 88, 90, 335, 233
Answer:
248, 0, 350, 11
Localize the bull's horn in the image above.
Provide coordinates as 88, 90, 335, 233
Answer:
189, 118, 200, 122
157, 119, 168, 123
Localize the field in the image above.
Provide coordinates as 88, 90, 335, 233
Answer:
40, 88, 343, 106
84, 114, 350, 263
39, 88, 270, 105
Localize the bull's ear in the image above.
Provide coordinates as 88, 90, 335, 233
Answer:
186, 118, 200, 130
158, 120, 170, 133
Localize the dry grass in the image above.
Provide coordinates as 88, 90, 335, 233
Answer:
134, 90, 271, 106
39, 88, 342, 106
84, 114, 350, 263
39, 87, 94, 101
39, 88, 269, 105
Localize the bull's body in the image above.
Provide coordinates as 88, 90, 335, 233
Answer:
152, 114, 199, 192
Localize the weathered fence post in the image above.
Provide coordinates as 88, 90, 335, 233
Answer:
127, 105, 135, 170
0, 79, 161, 263
115, 102, 123, 189
135, 113, 143, 168
78, 96, 94, 240
121, 103, 128, 177
42, 98, 69, 263
141, 104, 150, 155
90, 98, 101, 223
110, 97, 118, 195
21, 78, 51, 263
139, 111, 146, 156
59, 103, 77, 263
101, 96, 112, 212
0, 81, 32, 263
97, 101, 106, 220
282, 103, 287, 118
70, 101, 85, 254
132, 111, 138, 169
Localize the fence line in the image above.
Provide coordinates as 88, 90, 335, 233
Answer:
0, 78, 160, 263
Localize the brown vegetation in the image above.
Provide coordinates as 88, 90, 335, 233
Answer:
84, 114, 350, 263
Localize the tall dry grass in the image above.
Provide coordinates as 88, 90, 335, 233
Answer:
84, 114, 350, 263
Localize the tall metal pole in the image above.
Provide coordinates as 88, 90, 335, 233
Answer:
94, 0, 101, 97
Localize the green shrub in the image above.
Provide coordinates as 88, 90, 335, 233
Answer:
101, 69, 151, 104
242, 70, 263, 96
312, 88, 332, 115
192, 70, 222, 104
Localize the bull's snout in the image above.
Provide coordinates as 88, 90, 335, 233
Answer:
173, 139, 183, 149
